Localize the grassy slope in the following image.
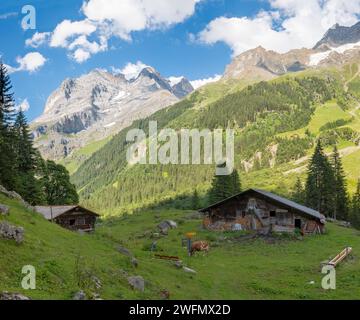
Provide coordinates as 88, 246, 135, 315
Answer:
59, 136, 112, 175
1, 195, 360, 300
0, 194, 147, 300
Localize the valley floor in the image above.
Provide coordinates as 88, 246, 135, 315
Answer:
1, 194, 360, 300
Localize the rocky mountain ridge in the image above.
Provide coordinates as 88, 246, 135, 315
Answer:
32, 67, 194, 160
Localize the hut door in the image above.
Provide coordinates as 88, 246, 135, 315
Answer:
295, 219, 302, 229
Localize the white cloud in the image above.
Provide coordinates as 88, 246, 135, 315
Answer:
198, 0, 360, 56
190, 74, 221, 89
118, 61, 149, 80
82, 0, 202, 40
7, 52, 47, 74
50, 19, 97, 48
15, 99, 30, 112
72, 48, 91, 63
26, 32, 51, 48
22, 0, 202, 63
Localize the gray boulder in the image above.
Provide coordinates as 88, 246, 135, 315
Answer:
117, 246, 133, 257
157, 220, 177, 234
0, 292, 30, 300
128, 276, 145, 292
166, 220, 177, 229
0, 204, 9, 216
157, 221, 170, 234
73, 290, 86, 300
0, 222, 24, 244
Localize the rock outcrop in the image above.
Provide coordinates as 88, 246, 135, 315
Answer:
0, 222, 24, 244
314, 22, 360, 50
0, 292, 30, 300
128, 276, 145, 292
31, 67, 193, 161
0, 204, 9, 216
0, 184, 34, 211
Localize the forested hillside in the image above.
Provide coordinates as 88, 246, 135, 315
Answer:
72, 64, 360, 216
0, 63, 78, 206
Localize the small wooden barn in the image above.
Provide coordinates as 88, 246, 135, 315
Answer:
199, 189, 326, 235
35, 205, 99, 232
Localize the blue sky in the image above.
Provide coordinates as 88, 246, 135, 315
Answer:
0, 0, 359, 121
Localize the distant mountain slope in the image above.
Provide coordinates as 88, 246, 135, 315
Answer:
71, 64, 358, 215
31, 67, 194, 161
314, 22, 360, 50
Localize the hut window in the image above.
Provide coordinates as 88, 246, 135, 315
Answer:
69, 219, 76, 226
270, 211, 276, 217
76, 217, 86, 226
242, 211, 246, 218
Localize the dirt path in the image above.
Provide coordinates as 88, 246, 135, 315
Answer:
284, 145, 360, 175
349, 102, 360, 119
344, 66, 360, 92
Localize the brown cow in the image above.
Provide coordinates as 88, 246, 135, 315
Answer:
190, 241, 209, 256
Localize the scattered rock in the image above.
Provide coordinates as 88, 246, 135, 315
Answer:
183, 267, 197, 274
151, 233, 160, 239
0, 292, 30, 300
157, 220, 178, 235
174, 260, 183, 269
131, 257, 139, 268
166, 220, 177, 229
92, 293, 102, 300
128, 276, 145, 292
0, 221, 24, 244
117, 246, 133, 257
338, 221, 351, 228
0, 204, 9, 216
0, 185, 34, 211
157, 221, 170, 234
91, 276, 102, 290
73, 290, 86, 300
160, 290, 170, 300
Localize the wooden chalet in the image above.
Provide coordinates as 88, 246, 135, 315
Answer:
35, 205, 99, 232
199, 189, 326, 235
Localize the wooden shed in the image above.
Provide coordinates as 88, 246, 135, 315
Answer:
35, 205, 99, 232
199, 189, 326, 235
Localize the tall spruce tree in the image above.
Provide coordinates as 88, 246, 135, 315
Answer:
14, 110, 35, 171
331, 146, 349, 220
0, 62, 16, 190
13, 110, 43, 204
305, 140, 335, 216
209, 168, 242, 204
292, 177, 305, 205
350, 179, 360, 229
191, 189, 201, 210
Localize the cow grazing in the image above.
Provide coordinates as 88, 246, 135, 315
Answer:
190, 241, 209, 256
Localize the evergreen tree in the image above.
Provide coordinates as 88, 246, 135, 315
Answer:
292, 177, 305, 204
230, 169, 242, 195
40, 160, 79, 205
209, 168, 242, 204
13, 111, 43, 204
305, 140, 335, 216
13, 110, 35, 171
0, 62, 16, 190
191, 189, 201, 210
350, 179, 360, 229
331, 146, 349, 220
